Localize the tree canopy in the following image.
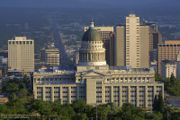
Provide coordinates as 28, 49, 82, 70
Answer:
0, 77, 180, 120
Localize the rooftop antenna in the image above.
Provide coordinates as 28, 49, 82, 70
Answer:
129, 11, 136, 16
90, 18, 95, 28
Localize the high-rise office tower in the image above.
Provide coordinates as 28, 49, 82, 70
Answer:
139, 25, 150, 68
158, 40, 180, 75
84, 23, 114, 66
8, 36, 34, 72
115, 15, 159, 68
143, 22, 162, 50
114, 25, 125, 66
142, 22, 162, 62
109, 34, 115, 66
41, 42, 60, 67
126, 14, 141, 68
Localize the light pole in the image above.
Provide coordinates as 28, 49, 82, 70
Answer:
96, 103, 98, 120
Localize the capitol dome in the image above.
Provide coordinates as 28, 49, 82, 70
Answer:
82, 27, 102, 42
78, 21, 107, 66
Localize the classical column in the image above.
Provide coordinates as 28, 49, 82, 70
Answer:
68, 86, 71, 104
33, 85, 37, 99
128, 86, 131, 103
60, 86, 63, 104
111, 86, 114, 103
136, 86, 139, 107
102, 84, 105, 104
77, 86, 80, 100
51, 87, 54, 102
119, 86, 122, 107
162, 85, 164, 99
153, 85, 156, 97
145, 86, 148, 108
43, 86, 46, 101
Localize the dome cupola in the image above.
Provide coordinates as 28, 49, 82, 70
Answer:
82, 22, 102, 42
78, 21, 107, 66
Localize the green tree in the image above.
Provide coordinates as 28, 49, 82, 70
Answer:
117, 103, 145, 120
7, 98, 28, 114
162, 106, 173, 120
171, 111, 180, 120
18, 88, 28, 97
72, 100, 86, 113
170, 73, 176, 84
3, 82, 19, 93
31, 100, 52, 116
153, 112, 163, 120
52, 101, 62, 115
165, 74, 180, 96
155, 73, 162, 81
98, 105, 111, 120
153, 95, 158, 111
153, 94, 164, 112
56, 104, 75, 120
0, 104, 9, 113
145, 112, 163, 120
73, 113, 88, 120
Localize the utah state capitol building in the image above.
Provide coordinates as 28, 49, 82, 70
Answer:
33, 22, 164, 110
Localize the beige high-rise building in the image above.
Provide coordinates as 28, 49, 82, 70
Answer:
8, 36, 34, 72
115, 19, 161, 68
126, 14, 151, 68
158, 40, 180, 75
126, 14, 141, 68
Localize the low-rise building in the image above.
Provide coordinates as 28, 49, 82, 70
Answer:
0, 95, 8, 104
41, 42, 60, 67
161, 51, 180, 79
161, 60, 177, 79
33, 67, 163, 110
158, 40, 180, 75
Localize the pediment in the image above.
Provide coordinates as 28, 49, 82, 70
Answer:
80, 70, 106, 77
